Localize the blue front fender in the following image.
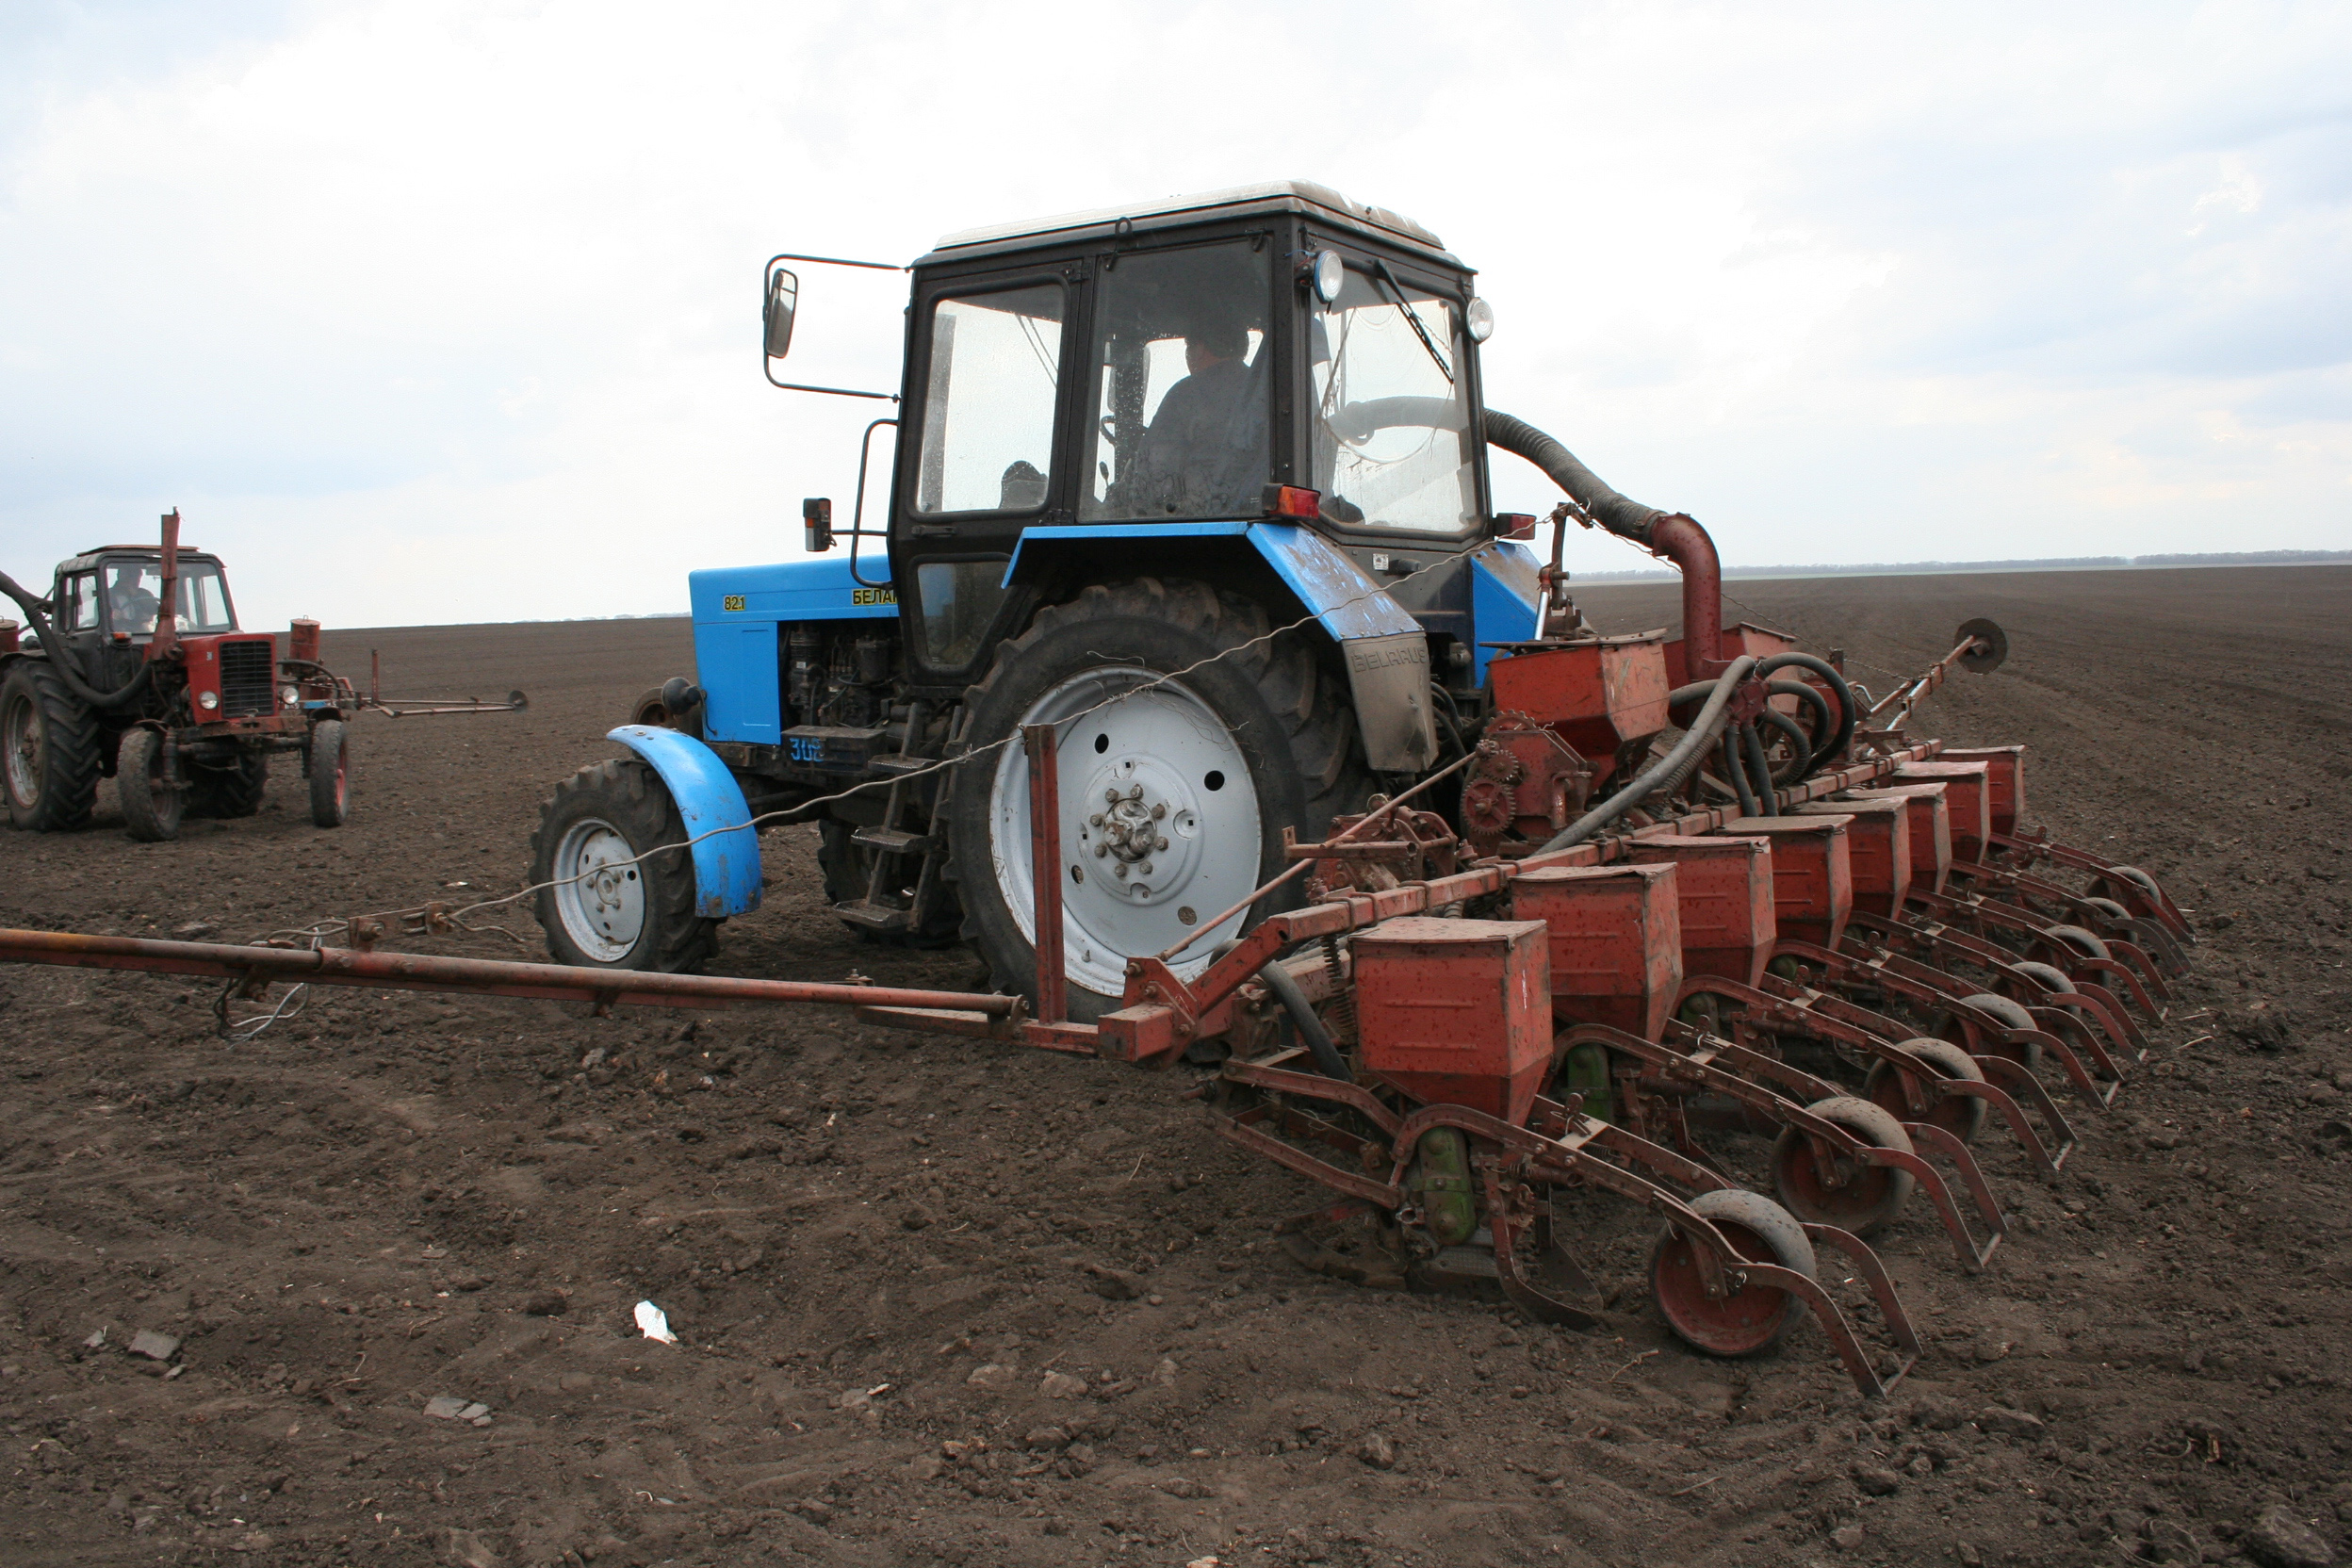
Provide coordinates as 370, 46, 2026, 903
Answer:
607, 725, 762, 919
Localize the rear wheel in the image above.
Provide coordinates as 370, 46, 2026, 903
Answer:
948, 579, 1365, 1020
306, 719, 351, 827
1, 660, 102, 831
1769, 1096, 1915, 1237
115, 727, 183, 842
531, 757, 718, 972
186, 750, 267, 819
1649, 1188, 1815, 1358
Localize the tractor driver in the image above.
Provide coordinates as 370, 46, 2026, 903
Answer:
1119, 317, 1266, 518
106, 564, 161, 637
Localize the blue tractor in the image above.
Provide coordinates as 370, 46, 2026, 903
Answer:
527, 181, 1666, 1018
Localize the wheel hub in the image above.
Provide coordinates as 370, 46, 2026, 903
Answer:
990, 667, 1261, 1000
550, 818, 645, 963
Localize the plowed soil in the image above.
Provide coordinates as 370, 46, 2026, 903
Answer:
2, 564, 2347, 1568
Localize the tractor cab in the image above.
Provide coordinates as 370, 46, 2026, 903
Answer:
877, 182, 1510, 699
50, 546, 238, 645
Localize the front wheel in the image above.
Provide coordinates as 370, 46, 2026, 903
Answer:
946, 579, 1365, 1021
530, 757, 718, 972
306, 718, 351, 827
116, 727, 184, 842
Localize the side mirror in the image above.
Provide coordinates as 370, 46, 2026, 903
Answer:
763, 266, 800, 359
803, 497, 833, 553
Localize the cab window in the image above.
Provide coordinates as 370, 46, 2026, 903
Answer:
61, 573, 98, 631
913, 284, 1065, 514
916, 559, 1012, 669
1080, 241, 1272, 521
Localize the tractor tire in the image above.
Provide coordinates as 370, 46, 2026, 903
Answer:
530, 756, 719, 972
186, 750, 268, 819
115, 727, 184, 842
948, 578, 1367, 1021
818, 820, 960, 947
306, 719, 351, 827
1, 660, 103, 831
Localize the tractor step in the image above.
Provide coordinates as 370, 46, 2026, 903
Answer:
831, 899, 913, 933
851, 825, 933, 856
869, 755, 939, 778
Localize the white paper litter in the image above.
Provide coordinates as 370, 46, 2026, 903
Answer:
633, 1299, 678, 1345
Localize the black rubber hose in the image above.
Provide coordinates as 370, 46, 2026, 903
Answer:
1756, 706, 1815, 785
1483, 409, 1668, 544
1259, 960, 1352, 1084
1723, 730, 1759, 817
0, 569, 153, 710
1535, 654, 1758, 854
1740, 723, 1779, 815
1767, 679, 1834, 761
1756, 652, 1858, 763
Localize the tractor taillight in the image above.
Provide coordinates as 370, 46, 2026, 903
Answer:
1262, 485, 1321, 521
1496, 513, 1537, 540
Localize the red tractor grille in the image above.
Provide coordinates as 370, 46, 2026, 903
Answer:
219, 639, 276, 718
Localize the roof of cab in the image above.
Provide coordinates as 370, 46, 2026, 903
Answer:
58, 546, 220, 573
918, 180, 1462, 269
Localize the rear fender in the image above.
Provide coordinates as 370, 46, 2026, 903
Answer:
607, 724, 762, 919
1005, 522, 1437, 771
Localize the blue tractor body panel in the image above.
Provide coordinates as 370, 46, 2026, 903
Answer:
688, 555, 897, 745
606, 724, 764, 918
1469, 542, 1543, 684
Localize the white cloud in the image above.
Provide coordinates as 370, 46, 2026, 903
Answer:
0, 0, 2345, 629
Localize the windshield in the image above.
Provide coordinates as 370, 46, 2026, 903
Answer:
1310, 266, 1478, 534
100, 560, 236, 636
1080, 241, 1272, 521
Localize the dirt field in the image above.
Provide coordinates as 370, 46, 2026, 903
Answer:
3, 564, 2347, 1568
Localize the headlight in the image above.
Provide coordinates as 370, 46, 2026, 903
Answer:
1312, 249, 1344, 305
196, 690, 220, 711
280, 685, 300, 707
1466, 296, 1494, 343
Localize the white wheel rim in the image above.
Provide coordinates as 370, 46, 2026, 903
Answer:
989, 667, 1263, 1002
551, 818, 645, 962
3, 697, 37, 806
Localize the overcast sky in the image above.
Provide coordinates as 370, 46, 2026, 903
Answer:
2, 0, 2345, 631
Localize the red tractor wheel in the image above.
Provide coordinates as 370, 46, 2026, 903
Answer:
1769, 1096, 1916, 1237
1648, 1188, 1815, 1359
1861, 1037, 1988, 1144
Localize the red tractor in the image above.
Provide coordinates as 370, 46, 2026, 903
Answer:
0, 511, 358, 841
